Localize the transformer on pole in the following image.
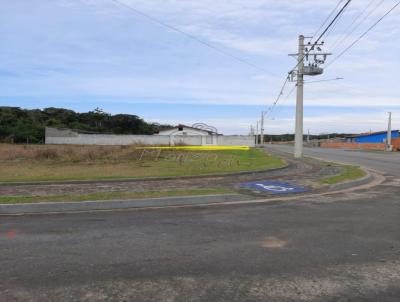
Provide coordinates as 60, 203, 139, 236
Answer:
289, 35, 331, 158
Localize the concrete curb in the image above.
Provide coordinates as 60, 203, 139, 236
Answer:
0, 194, 254, 215
0, 171, 383, 216
328, 172, 374, 191
265, 145, 374, 191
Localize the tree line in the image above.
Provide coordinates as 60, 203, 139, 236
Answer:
262, 133, 351, 142
0, 107, 171, 143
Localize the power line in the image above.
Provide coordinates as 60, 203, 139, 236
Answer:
313, 0, 353, 44
266, 0, 352, 118
277, 84, 296, 107
330, 0, 385, 52
269, 76, 343, 119
110, 0, 277, 75
311, 0, 346, 39
322, 2, 349, 40
267, 0, 352, 115
326, 0, 400, 69
285, 84, 297, 99
329, 0, 378, 50
263, 76, 290, 117
267, 83, 296, 119
290, 0, 353, 74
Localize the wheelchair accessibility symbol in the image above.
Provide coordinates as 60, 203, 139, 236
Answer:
239, 180, 308, 195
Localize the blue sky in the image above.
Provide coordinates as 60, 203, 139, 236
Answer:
1, 0, 399, 134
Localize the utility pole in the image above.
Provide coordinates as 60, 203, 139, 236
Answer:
255, 121, 259, 146
294, 35, 305, 158
307, 129, 310, 143
260, 111, 265, 146
249, 125, 255, 136
288, 35, 331, 158
387, 112, 392, 151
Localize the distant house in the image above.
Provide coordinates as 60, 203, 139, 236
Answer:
346, 130, 400, 143
156, 124, 217, 136
156, 124, 219, 145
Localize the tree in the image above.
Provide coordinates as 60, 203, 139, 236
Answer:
0, 106, 171, 143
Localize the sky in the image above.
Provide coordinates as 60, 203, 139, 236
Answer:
0, 0, 399, 134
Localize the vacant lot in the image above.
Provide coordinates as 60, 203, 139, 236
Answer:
0, 144, 285, 182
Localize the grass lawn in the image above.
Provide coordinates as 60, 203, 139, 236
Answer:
0, 188, 234, 204
0, 145, 285, 182
319, 165, 367, 185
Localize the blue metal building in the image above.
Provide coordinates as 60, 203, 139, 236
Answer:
346, 130, 400, 143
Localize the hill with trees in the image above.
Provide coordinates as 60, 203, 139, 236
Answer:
0, 107, 171, 143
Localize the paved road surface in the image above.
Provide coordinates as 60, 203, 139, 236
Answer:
266, 144, 400, 176
1, 148, 400, 301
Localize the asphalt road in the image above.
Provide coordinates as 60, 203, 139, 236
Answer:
1, 148, 400, 301
266, 144, 400, 176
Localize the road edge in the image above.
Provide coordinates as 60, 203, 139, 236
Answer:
0, 170, 384, 216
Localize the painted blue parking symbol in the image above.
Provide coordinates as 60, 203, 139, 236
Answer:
239, 180, 308, 194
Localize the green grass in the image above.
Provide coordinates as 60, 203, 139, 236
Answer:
319, 165, 367, 185
0, 188, 234, 204
0, 148, 286, 183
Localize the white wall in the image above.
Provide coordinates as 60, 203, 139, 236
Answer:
46, 132, 170, 145
217, 135, 256, 146
45, 128, 255, 146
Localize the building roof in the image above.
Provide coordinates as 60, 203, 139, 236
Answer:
345, 130, 399, 138
158, 124, 218, 135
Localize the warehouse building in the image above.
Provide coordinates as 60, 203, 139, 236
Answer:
346, 130, 400, 143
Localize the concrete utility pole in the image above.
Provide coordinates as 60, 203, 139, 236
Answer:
286, 35, 331, 156
249, 125, 255, 136
387, 112, 392, 151
294, 35, 305, 158
255, 121, 259, 146
260, 111, 265, 146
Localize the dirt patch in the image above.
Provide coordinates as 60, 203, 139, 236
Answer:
261, 237, 287, 249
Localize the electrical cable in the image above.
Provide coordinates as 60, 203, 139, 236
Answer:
110, 0, 277, 75
323, 3, 349, 40
313, 0, 353, 45
290, 0, 352, 74
265, 0, 352, 118
311, 0, 346, 39
326, 0, 400, 69
267, 83, 297, 120
330, 0, 385, 52
263, 76, 290, 118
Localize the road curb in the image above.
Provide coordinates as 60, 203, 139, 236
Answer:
0, 194, 254, 215
328, 172, 373, 191
265, 145, 374, 190
0, 171, 383, 216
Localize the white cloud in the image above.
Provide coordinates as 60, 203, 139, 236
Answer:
1, 0, 400, 134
